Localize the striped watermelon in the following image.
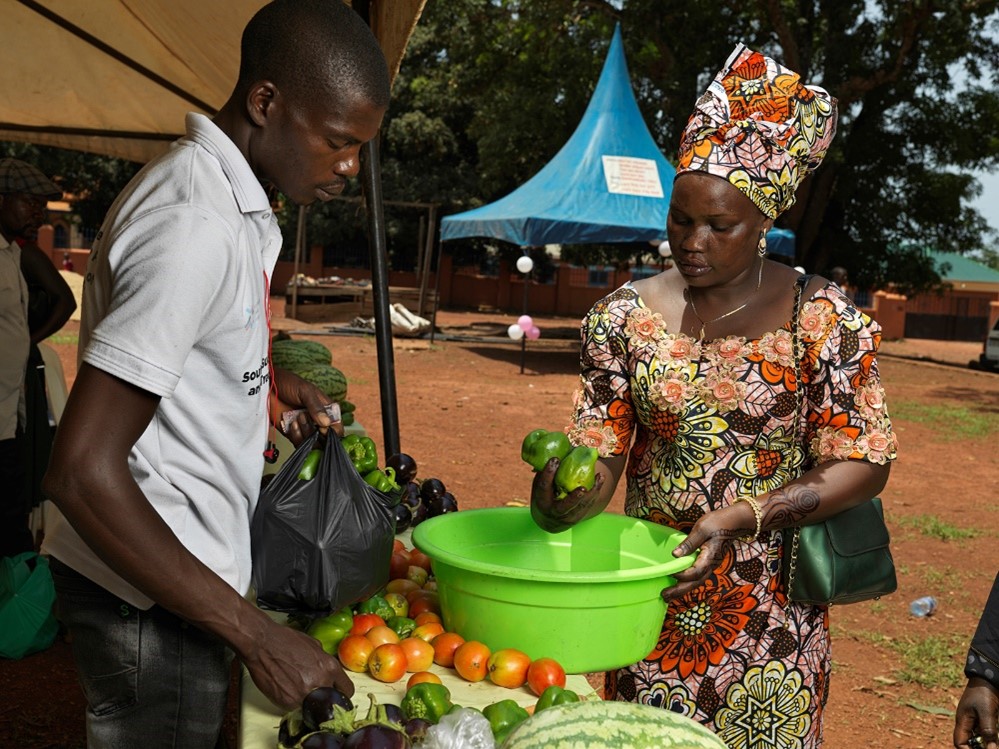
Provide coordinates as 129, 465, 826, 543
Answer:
271, 339, 332, 372
501, 701, 726, 749
295, 364, 348, 403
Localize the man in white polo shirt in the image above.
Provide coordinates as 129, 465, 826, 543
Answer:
40, 2, 389, 746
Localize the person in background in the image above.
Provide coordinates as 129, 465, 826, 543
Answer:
15, 203, 78, 545
531, 45, 896, 747
61, 251, 74, 272
40, 1, 390, 746
0, 157, 64, 558
829, 265, 854, 301
955, 572, 999, 749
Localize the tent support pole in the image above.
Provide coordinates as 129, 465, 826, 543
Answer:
360, 136, 401, 457
429, 238, 445, 346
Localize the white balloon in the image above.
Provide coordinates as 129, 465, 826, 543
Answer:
507, 323, 525, 340
516, 255, 534, 273
794, 266, 806, 273
658, 240, 671, 258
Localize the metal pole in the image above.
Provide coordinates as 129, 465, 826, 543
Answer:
360, 136, 401, 457
520, 264, 529, 375
290, 205, 305, 320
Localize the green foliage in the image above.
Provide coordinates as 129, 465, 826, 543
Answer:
0, 141, 139, 234
890, 400, 999, 440
894, 514, 982, 542
842, 628, 966, 690
386, 0, 999, 291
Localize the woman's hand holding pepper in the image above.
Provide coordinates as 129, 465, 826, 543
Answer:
661, 502, 757, 602
530, 457, 606, 534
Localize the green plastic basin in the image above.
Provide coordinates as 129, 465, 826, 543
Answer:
411, 507, 696, 673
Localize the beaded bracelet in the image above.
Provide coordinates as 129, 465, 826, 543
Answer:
736, 496, 763, 542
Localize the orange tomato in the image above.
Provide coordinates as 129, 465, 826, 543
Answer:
526, 657, 567, 696
407, 671, 443, 690
389, 552, 411, 581
413, 611, 441, 626
365, 625, 400, 648
368, 643, 408, 683
431, 631, 465, 668
337, 634, 374, 673
411, 622, 445, 642
487, 648, 531, 689
453, 640, 491, 682
399, 636, 435, 672
349, 613, 386, 636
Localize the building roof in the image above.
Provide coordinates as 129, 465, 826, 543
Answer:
930, 251, 999, 284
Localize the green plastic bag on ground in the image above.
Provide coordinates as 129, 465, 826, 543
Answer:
0, 552, 58, 659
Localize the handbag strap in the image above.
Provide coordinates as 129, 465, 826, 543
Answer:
784, 274, 812, 610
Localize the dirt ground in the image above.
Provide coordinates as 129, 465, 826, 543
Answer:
2, 298, 997, 749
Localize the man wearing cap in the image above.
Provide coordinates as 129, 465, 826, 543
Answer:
0, 156, 63, 558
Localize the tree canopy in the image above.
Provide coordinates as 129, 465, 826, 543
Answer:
4, 0, 998, 294
380, 0, 999, 292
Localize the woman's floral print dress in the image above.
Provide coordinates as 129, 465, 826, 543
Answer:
568, 280, 897, 749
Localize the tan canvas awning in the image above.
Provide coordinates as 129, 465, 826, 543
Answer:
0, 0, 425, 163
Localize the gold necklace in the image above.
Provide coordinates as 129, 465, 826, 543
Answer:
684, 258, 765, 339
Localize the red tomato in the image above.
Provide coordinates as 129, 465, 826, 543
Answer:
408, 549, 433, 572
367, 643, 408, 683
350, 613, 386, 636
389, 552, 411, 581
526, 657, 567, 696
453, 640, 491, 682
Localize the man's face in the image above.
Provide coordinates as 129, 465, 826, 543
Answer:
0, 192, 47, 241
250, 86, 386, 206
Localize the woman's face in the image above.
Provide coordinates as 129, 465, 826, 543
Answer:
666, 172, 772, 288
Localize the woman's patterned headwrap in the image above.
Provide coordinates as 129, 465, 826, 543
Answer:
676, 44, 838, 219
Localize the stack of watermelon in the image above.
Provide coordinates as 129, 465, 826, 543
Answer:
271, 336, 356, 426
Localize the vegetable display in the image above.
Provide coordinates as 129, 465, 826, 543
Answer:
520, 429, 571, 472
343, 435, 379, 475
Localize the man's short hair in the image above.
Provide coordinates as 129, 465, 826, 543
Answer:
238, 0, 390, 110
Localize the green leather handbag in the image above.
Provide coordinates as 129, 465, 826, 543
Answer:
781, 275, 898, 606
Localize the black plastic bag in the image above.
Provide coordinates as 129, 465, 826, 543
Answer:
250, 432, 395, 614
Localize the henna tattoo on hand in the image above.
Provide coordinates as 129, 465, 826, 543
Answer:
761, 484, 820, 529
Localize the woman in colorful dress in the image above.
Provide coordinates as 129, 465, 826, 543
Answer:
530, 45, 897, 748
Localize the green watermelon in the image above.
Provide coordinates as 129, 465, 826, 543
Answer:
271, 339, 332, 372
294, 364, 348, 403
501, 700, 726, 749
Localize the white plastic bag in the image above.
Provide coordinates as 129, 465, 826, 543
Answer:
422, 707, 496, 749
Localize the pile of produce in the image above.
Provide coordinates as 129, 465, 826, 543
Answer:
280, 540, 579, 748
271, 334, 356, 426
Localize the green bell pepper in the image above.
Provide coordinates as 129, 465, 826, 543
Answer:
482, 699, 530, 744
342, 434, 379, 474
297, 448, 323, 480
520, 428, 572, 472
357, 594, 394, 621
554, 445, 599, 498
363, 467, 401, 496
386, 615, 416, 639
534, 685, 581, 713
401, 682, 453, 724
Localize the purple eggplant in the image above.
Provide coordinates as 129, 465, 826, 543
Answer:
394, 503, 412, 533
402, 482, 421, 509
403, 718, 431, 743
427, 491, 458, 517
301, 732, 347, 748
302, 686, 355, 733
343, 725, 411, 748
409, 501, 430, 528
419, 478, 446, 503
386, 453, 419, 484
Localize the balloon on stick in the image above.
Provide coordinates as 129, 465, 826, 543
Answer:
526, 326, 541, 340
507, 323, 525, 341
658, 240, 671, 258
516, 255, 534, 274
518, 314, 533, 331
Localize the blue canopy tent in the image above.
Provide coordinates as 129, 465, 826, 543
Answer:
767, 227, 796, 259
439, 24, 675, 246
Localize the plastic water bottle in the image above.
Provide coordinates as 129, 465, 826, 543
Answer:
909, 596, 937, 617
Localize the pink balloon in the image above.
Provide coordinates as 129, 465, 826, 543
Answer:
526, 325, 541, 340
518, 314, 534, 332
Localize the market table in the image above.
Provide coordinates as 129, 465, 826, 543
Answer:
238, 632, 597, 748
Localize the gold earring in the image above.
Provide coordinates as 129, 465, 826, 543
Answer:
757, 232, 767, 257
